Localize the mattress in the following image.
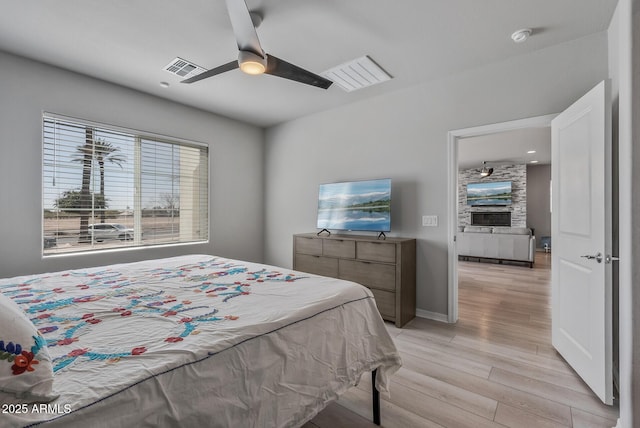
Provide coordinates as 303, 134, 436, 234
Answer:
0, 254, 401, 427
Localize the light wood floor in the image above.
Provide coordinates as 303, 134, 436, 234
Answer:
306, 252, 619, 428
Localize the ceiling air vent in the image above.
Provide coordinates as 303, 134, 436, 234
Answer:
321, 55, 392, 92
163, 57, 207, 79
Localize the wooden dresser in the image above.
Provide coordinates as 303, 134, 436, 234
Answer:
293, 233, 416, 327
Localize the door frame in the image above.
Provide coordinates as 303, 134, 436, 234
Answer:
446, 114, 557, 323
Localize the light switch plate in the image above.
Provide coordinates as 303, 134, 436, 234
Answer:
422, 215, 438, 227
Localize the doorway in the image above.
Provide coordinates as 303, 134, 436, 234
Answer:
447, 114, 556, 322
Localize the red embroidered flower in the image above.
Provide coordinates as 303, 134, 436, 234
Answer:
69, 348, 88, 357
11, 351, 39, 375
113, 307, 125, 312
37, 313, 51, 319
56, 337, 78, 346
165, 337, 183, 343
182, 300, 192, 305
53, 288, 65, 293
162, 310, 177, 317
120, 310, 132, 317
82, 313, 94, 319
180, 317, 193, 323
131, 346, 147, 355
224, 315, 239, 321
86, 318, 102, 324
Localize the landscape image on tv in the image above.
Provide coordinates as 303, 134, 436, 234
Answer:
317, 178, 391, 232
467, 181, 512, 206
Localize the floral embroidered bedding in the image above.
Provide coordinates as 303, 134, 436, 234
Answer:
0, 255, 401, 427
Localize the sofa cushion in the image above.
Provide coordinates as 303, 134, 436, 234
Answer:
492, 227, 531, 235
463, 226, 493, 233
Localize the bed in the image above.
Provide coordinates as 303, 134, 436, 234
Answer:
0, 254, 401, 427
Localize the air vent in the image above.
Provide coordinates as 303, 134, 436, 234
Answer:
321, 55, 392, 92
163, 57, 207, 79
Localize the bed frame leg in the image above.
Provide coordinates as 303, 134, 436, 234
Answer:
372, 369, 380, 425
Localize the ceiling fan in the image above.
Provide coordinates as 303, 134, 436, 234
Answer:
480, 161, 494, 177
181, 0, 333, 89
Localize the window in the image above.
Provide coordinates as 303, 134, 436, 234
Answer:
43, 113, 209, 255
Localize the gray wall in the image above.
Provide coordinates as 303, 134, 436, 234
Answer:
0, 51, 265, 278
458, 164, 527, 228
264, 32, 609, 317
526, 164, 552, 246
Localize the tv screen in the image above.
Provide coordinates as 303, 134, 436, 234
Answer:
467, 181, 512, 206
317, 178, 391, 232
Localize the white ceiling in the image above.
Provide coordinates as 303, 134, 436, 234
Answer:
0, 0, 617, 127
458, 127, 551, 170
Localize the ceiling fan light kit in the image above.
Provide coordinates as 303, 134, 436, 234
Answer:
480, 161, 494, 177
238, 50, 266, 75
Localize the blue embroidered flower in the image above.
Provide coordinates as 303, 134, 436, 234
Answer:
0, 340, 22, 355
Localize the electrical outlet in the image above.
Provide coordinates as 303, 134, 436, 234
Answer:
422, 215, 438, 227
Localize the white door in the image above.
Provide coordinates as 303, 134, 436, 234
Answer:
551, 80, 613, 404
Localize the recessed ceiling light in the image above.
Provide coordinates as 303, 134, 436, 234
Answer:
511, 28, 532, 43
530, 160, 539, 164
527, 150, 536, 154
159, 81, 170, 88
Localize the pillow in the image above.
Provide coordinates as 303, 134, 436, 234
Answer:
0, 292, 57, 402
463, 226, 493, 233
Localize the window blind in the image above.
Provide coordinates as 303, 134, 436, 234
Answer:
43, 114, 208, 255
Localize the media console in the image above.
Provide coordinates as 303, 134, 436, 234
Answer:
293, 233, 416, 327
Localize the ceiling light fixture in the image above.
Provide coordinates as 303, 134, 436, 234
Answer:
159, 81, 170, 88
238, 50, 267, 75
480, 161, 494, 178
511, 28, 532, 43
527, 150, 536, 154
530, 160, 539, 164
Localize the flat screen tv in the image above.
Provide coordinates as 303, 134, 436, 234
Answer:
317, 178, 391, 232
466, 181, 512, 206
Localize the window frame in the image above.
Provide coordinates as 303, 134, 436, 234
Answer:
42, 112, 210, 257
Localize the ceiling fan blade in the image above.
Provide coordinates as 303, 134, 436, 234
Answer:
225, 0, 264, 57
181, 60, 239, 84
265, 55, 333, 89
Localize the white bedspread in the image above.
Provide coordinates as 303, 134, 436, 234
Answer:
0, 255, 401, 427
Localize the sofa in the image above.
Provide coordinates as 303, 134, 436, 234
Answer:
457, 226, 536, 268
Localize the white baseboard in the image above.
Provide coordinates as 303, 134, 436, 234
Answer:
415, 309, 450, 323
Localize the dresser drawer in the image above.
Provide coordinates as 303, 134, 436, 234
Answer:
294, 254, 338, 277
370, 289, 396, 319
356, 241, 396, 263
338, 259, 396, 291
295, 236, 322, 256
323, 239, 355, 259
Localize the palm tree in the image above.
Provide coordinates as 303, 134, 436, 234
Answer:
93, 139, 125, 223
76, 129, 94, 243
73, 135, 126, 242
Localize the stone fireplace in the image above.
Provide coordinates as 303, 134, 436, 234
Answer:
458, 164, 527, 228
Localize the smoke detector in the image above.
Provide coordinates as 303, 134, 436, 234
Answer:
511, 28, 532, 43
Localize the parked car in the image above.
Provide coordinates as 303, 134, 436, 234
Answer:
43, 236, 57, 248
88, 223, 135, 242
